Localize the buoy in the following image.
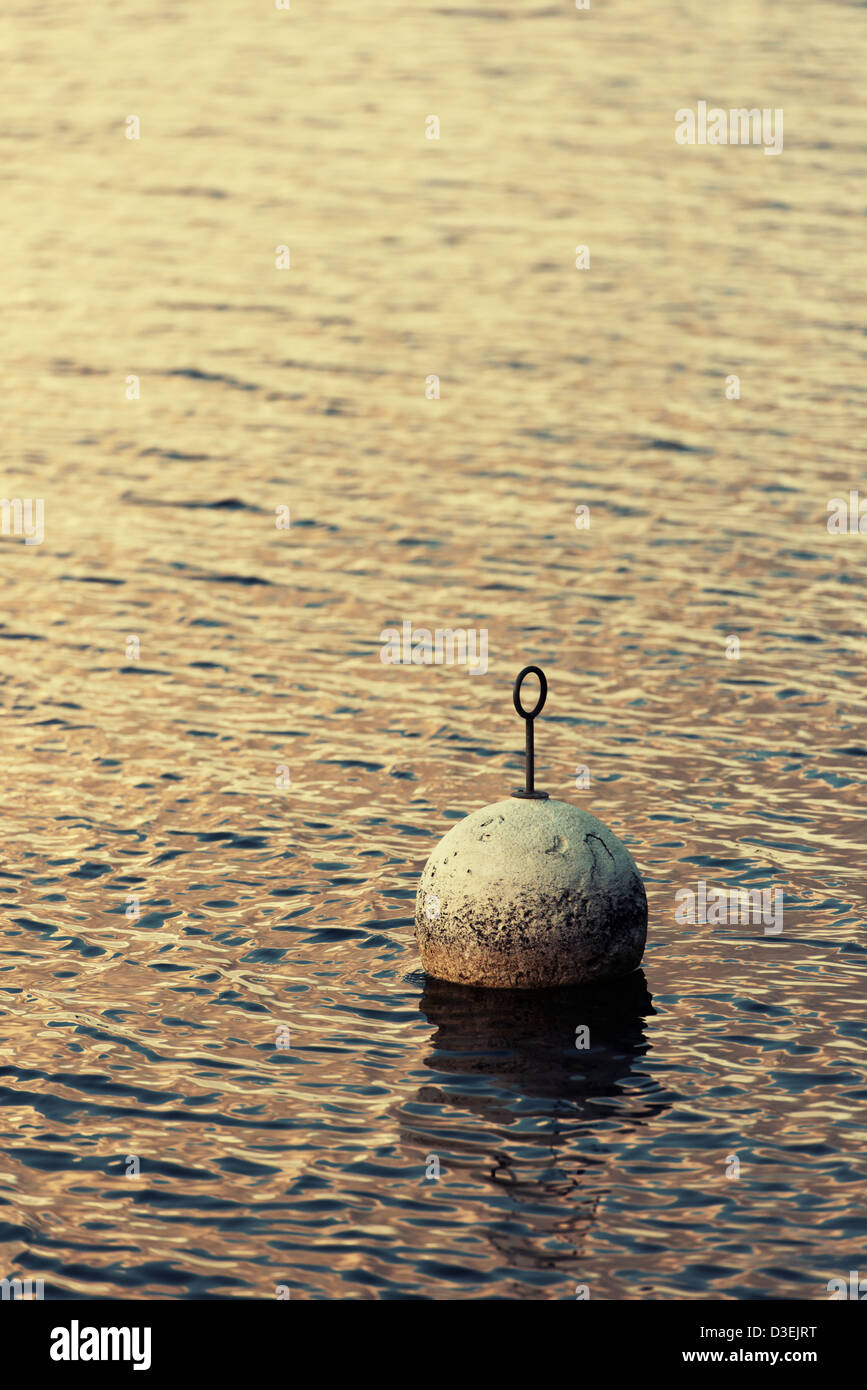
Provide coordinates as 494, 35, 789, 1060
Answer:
415, 666, 648, 989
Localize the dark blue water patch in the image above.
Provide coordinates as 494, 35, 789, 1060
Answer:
582, 591, 635, 603
69, 861, 112, 879
642, 438, 713, 454
210, 993, 269, 1015
680, 855, 757, 869
319, 759, 384, 771
306, 925, 369, 943
726, 1035, 817, 1056
276, 908, 315, 925
134, 911, 183, 929
804, 770, 857, 787
186, 572, 273, 586
173, 831, 269, 849
441, 735, 500, 758
130, 490, 266, 511
249, 729, 309, 736
33, 1251, 249, 1297
729, 998, 792, 1017
60, 575, 125, 585
0, 1080, 303, 1128
14, 916, 59, 936
517, 427, 571, 442
0, 1068, 191, 1106
289, 518, 340, 531
771, 1069, 861, 1093
161, 367, 260, 392
136, 449, 212, 461
56, 934, 104, 958
721, 677, 774, 687
601, 503, 649, 518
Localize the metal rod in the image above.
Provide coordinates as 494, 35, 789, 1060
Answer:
511, 665, 549, 800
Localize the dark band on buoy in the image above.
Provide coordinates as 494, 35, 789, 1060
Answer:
511, 665, 549, 800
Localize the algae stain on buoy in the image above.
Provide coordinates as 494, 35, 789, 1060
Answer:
415, 666, 647, 989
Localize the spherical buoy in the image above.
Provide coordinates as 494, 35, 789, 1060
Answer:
415, 666, 647, 989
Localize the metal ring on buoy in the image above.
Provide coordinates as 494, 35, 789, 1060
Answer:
512, 665, 547, 721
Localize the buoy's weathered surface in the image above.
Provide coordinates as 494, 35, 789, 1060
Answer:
414, 664, 647, 989
415, 796, 647, 989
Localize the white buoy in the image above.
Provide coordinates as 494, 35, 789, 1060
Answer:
415, 666, 647, 989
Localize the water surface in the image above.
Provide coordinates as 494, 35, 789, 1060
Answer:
0, 0, 865, 1299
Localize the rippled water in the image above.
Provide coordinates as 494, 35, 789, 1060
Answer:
1, 0, 865, 1299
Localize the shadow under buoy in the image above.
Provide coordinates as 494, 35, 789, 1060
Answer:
416, 968, 658, 1114
394, 973, 667, 1278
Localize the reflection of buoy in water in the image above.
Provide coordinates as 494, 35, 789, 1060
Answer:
417, 970, 655, 1105
415, 666, 647, 989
